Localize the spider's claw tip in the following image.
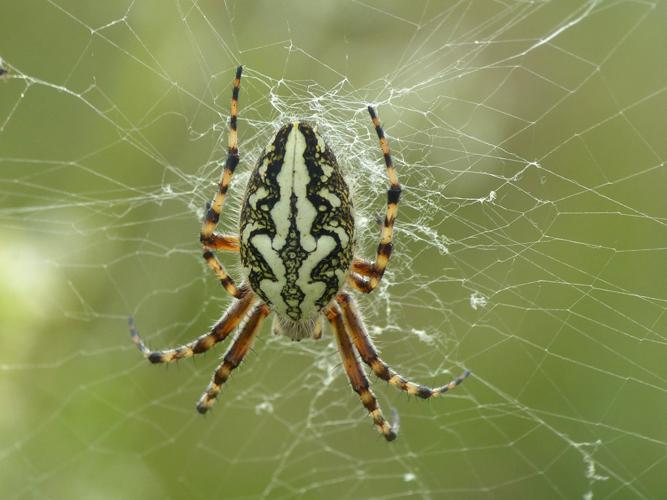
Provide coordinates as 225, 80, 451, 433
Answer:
235, 65, 243, 78
196, 403, 209, 415
147, 352, 164, 364
462, 369, 472, 379
367, 105, 376, 117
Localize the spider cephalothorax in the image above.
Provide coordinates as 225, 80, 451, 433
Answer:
130, 66, 469, 441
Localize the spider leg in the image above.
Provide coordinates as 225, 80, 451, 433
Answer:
353, 106, 402, 294
351, 258, 374, 275
202, 230, 240, 252
326, 302, 398, 441
196, 303, 270, 413
347, 272, 373, 293
200, 65, 244, 298
337, 292, 470, 397
129, 287, 255, 364
312, 317, 323, 340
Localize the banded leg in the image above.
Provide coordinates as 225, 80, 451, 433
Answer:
197, 303, 270, 413
129, 288, 255, 363
356, 105, 402, 294
337, 292, 470, 397
326, 303, 398, 441
347, 272, 373, 294
200, 65, 244, 298
202, 231, 239, 251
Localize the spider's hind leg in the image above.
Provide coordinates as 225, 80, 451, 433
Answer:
337, 292, 470, 398
326, 302, 398, 441
196, 303, 270, 413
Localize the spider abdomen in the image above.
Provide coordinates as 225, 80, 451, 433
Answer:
239, 122, 354, 326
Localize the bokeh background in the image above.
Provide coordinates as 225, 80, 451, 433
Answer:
1, 1, 666, 498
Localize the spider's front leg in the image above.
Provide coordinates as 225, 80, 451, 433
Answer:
348, 106, 401, 295
200, 65, 244, 299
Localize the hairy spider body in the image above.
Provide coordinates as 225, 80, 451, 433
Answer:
239, 122, 354, 338
130, 65, 469, 441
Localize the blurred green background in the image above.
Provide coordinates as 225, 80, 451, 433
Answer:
1, 1, 666, 498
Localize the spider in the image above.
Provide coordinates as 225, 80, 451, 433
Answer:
129, 66, 470, 441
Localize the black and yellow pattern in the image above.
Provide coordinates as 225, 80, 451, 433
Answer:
338, 292, 470, 397
348, 106, 402, 294
130, 290, 255, 363
237, 124, 291, 308
196, 303, 270, 413
326, 302, 397, 441
238, 122, 354, 324
199, 65, 244, 299
300, 124, 355, 310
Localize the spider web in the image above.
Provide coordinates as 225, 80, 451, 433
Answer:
1, 1, 666, 498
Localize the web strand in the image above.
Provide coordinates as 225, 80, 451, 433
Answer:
0, 1, 665, 499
